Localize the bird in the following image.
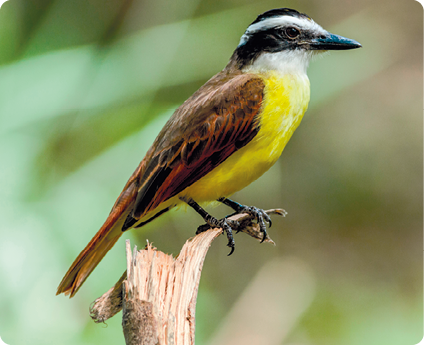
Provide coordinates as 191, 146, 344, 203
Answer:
57, 8, 361, 297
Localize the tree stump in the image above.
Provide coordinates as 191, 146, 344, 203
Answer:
89, 209, 286, 345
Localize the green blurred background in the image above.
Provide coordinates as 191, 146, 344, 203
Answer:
0, 0, 422, 344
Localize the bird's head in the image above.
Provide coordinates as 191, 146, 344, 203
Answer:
232, 8, 361, 74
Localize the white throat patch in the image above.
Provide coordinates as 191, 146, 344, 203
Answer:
243, 49, 315, 76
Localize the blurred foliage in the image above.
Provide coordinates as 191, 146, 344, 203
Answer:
0, 0, 422, 344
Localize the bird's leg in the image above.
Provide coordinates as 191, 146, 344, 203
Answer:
181, 197, 238, 255
217, 197, 271, 243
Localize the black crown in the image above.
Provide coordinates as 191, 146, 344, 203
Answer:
250, 8, 311, 26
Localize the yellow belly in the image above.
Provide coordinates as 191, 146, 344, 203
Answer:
179, 71, 310, 203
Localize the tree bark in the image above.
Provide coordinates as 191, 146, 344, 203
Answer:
89, 209, 285, 345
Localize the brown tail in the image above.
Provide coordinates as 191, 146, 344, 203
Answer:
56, 177, 141, 297
56, 219, 124, 297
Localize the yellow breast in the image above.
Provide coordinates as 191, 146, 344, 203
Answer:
180, 71, 310, 203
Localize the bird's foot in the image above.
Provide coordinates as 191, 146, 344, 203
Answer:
217, 198, 271, 243
234, 205, 272, 243
196, 216, 240, 256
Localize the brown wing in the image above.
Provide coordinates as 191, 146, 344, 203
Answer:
131, 73, 265, 219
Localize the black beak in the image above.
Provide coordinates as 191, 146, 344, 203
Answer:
310, 32, 362, 50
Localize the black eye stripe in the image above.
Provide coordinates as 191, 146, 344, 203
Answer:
250, 26, 301, 39
235, 26, 312, 68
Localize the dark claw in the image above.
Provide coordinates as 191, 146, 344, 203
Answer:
221, 221, 235, 255
257, 210, 269, 243
201, 215, 237, 255
264, 213, 272, 227
239, 206, 270, 243
260, 228, 267, 243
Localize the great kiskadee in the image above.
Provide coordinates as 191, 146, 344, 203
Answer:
57, 8, 361, 297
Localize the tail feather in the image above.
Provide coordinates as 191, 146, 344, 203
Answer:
57, 179, 140, 297
56, 222, 122, 297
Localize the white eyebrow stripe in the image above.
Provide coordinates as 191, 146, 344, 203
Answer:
245, 16, 324, 35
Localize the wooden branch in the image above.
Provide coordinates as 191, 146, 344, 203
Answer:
90, 209, 286, 345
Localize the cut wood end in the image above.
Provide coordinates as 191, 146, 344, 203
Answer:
90, 271, 127, 323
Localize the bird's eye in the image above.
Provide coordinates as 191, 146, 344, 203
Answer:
286, 27, 300, 39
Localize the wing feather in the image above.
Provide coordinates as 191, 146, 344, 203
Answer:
132, 73, 264, 219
